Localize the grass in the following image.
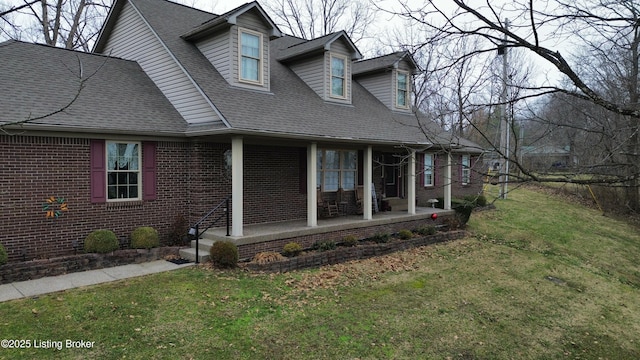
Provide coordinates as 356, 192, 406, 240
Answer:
2, 186, 640, 359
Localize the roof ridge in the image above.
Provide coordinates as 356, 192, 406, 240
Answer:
355, 51, 406, 63
284, 31, 343, 49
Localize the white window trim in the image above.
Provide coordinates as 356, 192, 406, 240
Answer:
317, 149, 357, 192
396, 70, 410, 109
462, 154, 471, 185
423, 153, 434, 187
329, 54, 348, 100
106, 141, 142, 202
238, 27, 264, 85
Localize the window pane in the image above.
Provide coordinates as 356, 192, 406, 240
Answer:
241, 57, 259, 81
331, 78, 344, 97
241, 33, 260, 58
342, 171, 355, 190
325, 150, 340, 169
332, 57, 344, 76
342, 151, 357, 169
125, 143, 139, 170
108, 186, 117, 199
107, 143, 117, 170
397, 90, 406, 107
324, 171, 339, 191
397, 73, 407, 90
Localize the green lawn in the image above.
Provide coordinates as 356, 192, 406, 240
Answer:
1, 186, 640, 359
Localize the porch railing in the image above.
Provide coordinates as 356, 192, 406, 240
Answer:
188, 196, 230, 263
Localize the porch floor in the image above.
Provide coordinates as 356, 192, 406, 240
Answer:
204, 207, 455, 246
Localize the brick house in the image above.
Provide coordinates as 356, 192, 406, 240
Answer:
0, 0, 483, 263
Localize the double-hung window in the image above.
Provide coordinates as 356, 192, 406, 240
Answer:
239, 29, 262, 83
396, 71, 409, 108
423, 153, 434, 187
461, 155, 471, 185
317, 149, 357, 191
107, 141, 141, 200
330, 55, 346, 98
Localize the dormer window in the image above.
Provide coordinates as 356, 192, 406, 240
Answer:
330, 55, 347, 98
396, 71, 410, 109
239, 29, 263, 84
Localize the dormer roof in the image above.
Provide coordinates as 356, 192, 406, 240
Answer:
181, 1, 282, 41
278, 31, 362, 62
353, 51, 420, 76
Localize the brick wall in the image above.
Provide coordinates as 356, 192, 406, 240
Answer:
0, 135, 190, 263
0, 135, 481, 264
236, 215, 450, 260
243, 145, 306, 224
242, 230, 466, 273
415, 153, 484, 206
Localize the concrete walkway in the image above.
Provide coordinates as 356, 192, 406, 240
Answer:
0, 260, 194, 303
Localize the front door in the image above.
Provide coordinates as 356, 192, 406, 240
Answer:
384, 154, 399, 197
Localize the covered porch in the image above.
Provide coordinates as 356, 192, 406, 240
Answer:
227, 137, 456, 237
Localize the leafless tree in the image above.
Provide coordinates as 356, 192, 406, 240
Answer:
0, 0, 111, 51
262, 0, 376, 43
377, 0, 640, 211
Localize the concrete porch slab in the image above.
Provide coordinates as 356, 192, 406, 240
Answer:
203, 207, 454, 246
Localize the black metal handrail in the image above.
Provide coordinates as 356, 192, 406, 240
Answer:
188, 196, 230, 263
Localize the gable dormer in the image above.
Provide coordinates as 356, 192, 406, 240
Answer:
278, 31, 362, 105
182, 2, 282, 92
353, 51, 419, 112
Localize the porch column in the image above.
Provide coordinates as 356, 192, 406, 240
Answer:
407, 150, 416, 214
231, 136, 243, 237
444, 152, 452, 210
363, 146, 373, 220
307, 142, 318, 227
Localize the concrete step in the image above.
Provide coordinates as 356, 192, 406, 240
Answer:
189, 238, 216, 252
179, 247, 210, 263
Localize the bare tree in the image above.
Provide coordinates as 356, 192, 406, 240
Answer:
0, 0, 111, 51
377, 0, 640, 211
262, 0, 376, 42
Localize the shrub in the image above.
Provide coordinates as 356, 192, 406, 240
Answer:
342, 235, 358, 247
313, 240, 336, 252
371, 233, 390, 243
416, 225, 437, 236
282, 242, 303, 257
209, 241, 238, 268
130, 226, 159, 249
397, 229, 414, 240
168, 214, 189, 246
84, 230, 119, 253
0, 243, 7, 265
452, 201, 474, 226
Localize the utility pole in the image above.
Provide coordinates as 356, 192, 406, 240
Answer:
499, 18, 510, 199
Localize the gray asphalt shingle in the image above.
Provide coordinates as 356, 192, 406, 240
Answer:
0, 40, 187, 134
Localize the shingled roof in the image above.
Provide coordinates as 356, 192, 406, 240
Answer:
116, 0, 472, 147
3, 0, 480, 151
353, 51, 420, 76
0, 40, 188, 135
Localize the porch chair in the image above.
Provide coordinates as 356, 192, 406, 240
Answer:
317, 188, 339, 217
